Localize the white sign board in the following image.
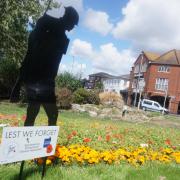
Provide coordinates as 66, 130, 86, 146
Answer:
0, 126, 59, 164
139, 80, 145, 91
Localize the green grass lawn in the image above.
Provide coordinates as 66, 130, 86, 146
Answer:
0, 102, 180, 180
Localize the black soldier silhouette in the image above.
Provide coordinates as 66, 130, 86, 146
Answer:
10, 6, 79, 126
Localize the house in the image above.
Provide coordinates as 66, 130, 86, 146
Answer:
102, 74, 130, 103
102, 74, 130, 93
85, 72, 130, 102
84, 72, 114, 89
127, 49, 180, 114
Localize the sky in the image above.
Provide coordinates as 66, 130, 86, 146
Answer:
45, 0, 180, 78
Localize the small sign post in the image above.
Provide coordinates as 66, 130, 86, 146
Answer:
0, 126, 59, 179
138, 80, 145, 110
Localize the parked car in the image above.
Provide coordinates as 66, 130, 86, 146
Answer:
141, 99, 169, 114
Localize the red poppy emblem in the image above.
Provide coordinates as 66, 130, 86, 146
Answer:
46, 144, 53, 153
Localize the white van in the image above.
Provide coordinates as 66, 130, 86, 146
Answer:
141, 99, 169, 114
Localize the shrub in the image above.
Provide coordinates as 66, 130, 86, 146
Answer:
56, 72, 82, 92
87, 90, 100, 105
72, 88, 89, 104
72, 88, 100, 105
99, 92, 123, 107
56, 88, 72, 109
0, 59, 19, 98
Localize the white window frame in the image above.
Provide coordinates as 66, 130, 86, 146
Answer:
158, 65, 170, 72
155, 78, 168, 91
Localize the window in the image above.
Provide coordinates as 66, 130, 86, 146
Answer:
134, 64, 140, 73
141, 63, 148, 72
144, 100, 152, 105
158, 66, 170, 72
155, 78, 168, 91
154, 103, 160, 107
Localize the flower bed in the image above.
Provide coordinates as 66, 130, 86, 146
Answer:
36, 144, 180, 166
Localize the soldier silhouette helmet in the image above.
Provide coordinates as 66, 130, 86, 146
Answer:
62, 6, 79, 31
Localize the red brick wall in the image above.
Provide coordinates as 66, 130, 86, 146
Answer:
128, 53, 180, 113
145, 64, 180, 113
146, 64, 180, 100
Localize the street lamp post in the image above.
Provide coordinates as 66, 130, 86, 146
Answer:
162, 87, 168, 115
134, 53, 143, 107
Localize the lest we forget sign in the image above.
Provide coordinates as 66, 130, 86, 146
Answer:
0, 126, 59, 164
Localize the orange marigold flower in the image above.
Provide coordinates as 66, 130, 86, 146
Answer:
48, 156, 56, 161
106, 135, 111, 142
171, 146, 176, 150
98, 136, 102, 141
72, 131, 77, 136
83, 138, 91, 143
36, 158, 44, 165
165, 139, 171, 145
21, 115, 26, 121
67, 134, 73, 140
148, 140, 153, 145
12, 121, 19, 127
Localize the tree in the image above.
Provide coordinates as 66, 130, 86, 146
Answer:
0, 58, 19, 98
56, 72, 83, 92
0, 0, 59, 63
0, 0, 59, 98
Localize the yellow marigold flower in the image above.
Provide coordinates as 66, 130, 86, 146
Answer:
175, 157, 180, 163
162, 148, 173, 155
137, 156, 145, 164
46, 159, 52, 165
108, 159, 112, 164
76, 156, 84, 163
83, 154, 90, 160
62, 156, 70, 162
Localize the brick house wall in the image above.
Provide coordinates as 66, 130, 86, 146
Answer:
145, 64, 180, 113
128, 50, 180, 114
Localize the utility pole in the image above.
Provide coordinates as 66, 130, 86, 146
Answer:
162, 87, 168, 115
134, 53, 143, 107
138, 89, 142, 110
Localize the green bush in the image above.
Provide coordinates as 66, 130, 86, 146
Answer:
87, 90, 100, 105
56, 72, 82, 92
72, 88, 89, 104
56, 88, 72, 109
0, 59, 19, 98
73, 88, 100, 105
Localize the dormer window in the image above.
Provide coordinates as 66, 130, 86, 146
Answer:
158, 65, 170, 72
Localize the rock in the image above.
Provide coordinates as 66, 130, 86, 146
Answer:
83, 104, 99, 113
71, 104, 85, 112
100, 108, 112, 114
72, 103, 153, 123
112, 107, 122, 115
89, 111, 98, 117
98, 113, 107, 118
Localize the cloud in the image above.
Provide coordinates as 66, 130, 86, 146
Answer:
70, 39, 135, 75
70, 39, 94, 58
59, 61, 87, 77
83, 8, 114, 36
112, 0, 180, 51
93, 43, 135, 74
